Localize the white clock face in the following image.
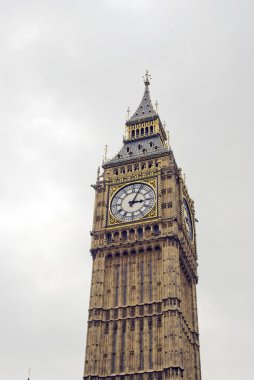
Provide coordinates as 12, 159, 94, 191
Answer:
110, 183, 156, 222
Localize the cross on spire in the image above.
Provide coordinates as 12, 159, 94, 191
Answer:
143, 70, 152, 86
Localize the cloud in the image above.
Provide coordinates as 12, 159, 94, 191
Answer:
9, 26, 40, 51
105, 0, 152, 11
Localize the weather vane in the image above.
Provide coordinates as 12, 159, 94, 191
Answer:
155, 100, 159, 112
143, 70, 152, 85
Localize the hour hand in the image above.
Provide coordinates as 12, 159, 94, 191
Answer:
129, 199, 143, 205
129, 184, 143, 206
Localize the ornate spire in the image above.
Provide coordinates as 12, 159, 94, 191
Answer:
126, 70, 157, 125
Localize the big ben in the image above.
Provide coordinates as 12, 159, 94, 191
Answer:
83, 72, 202, 380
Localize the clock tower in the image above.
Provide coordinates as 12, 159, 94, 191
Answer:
83, 72, 201, 380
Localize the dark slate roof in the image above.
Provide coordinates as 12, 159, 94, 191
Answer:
127, 84, 157, 125
104, 135, 169, 167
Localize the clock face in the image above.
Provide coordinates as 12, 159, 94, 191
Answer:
183, 198, 193, 241
110, 182, 156, 222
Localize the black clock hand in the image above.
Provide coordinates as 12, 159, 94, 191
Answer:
129, 199, 143, 205
129, 185, 143, 206
128, 197, 154, 206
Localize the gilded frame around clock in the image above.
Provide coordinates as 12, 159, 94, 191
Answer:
107, 177, 158, 226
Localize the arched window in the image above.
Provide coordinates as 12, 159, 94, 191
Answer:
114, 231, 119, 242
137, 227, 143, 238
129, 229, 135, 239
153, 224, 160, 234
136, 129, 140, 137
127, 165, 132, 172
141, 128, 144, 135
122, 230, 127, 241
114, 169, 118, 175
145, 127, 149, 135
131, 130, 135, 138
150, 125, 153, 134
120, 167, 125, 174
106, 233, 112, 243
145, 226, 151, 237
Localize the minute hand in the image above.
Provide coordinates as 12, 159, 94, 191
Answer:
129, 185, 143, 206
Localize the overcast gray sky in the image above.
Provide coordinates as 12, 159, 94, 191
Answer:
0, 0, 254, 379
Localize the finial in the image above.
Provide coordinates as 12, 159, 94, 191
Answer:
155, 100, 158, 112
97, 166, 100, 181
103, 144, 108, 163
143, 70, 152, 86
126, 106, 130, 120
166, 130, 170, 145
163, 120, 166, 129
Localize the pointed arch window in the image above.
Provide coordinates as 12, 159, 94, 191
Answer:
123, 262, 128, 305
140, 260, 144, 303
137, 227, 143, 238
115, 264, 120, 306
149, 259, 153, 301
149, 318, 153, 369
122, 230, 127, 240
106, 233, 112, 243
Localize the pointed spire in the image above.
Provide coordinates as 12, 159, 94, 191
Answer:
126, 70, 157, 125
